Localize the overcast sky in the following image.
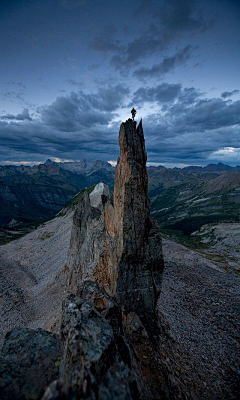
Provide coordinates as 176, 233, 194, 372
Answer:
0, 0, 240, 167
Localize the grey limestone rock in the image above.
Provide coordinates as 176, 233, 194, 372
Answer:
0, 328, 61, 400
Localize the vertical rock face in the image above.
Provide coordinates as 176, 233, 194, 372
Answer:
68, 119, 164, 325
114, 119, 149, 257
67, 183, 118, 294
68, 189, 105, 288
114, 119, 164, 323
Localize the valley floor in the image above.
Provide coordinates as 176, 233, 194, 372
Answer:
0, 216, 239, 399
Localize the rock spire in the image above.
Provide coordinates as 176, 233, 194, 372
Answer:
67, 118, 164, 324
114, 119, 164, 322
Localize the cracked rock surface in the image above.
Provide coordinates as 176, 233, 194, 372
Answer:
0, 328, 61, 400
42, 281, 139, 400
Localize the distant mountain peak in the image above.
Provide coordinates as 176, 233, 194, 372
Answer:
44, 159, 53, 165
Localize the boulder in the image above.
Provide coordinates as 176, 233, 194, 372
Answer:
0, 328, 61, 400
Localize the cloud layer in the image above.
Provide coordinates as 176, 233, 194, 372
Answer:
133, 46, 195, 79
221, 90, 239, 99
0, 0, 239, 167
0, 82, 239, 166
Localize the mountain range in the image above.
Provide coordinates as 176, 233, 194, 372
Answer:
0, 159, 114, 228
1, 159, 240, 247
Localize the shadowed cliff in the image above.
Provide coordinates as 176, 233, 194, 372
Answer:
68, 118, 164, 325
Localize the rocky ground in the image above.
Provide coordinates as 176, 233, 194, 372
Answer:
159, 239, 240, 399
0, 214, 239, 399
0, 210, 73, 349
191, 222, 240, 272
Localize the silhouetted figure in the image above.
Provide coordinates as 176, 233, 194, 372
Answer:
131, 107, 137, 120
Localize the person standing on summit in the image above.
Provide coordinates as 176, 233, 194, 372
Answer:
131, 107, 137, 120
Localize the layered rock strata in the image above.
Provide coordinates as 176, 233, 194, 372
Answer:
68, 119, 164, 325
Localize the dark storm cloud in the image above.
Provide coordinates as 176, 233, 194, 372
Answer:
40, 84, 129, 131
151, 0, 208, 36
0, 108, 32, 121
1, 83, 239, 166
221, 90, 239, 99
0, 83, 131, 162
131, 85, 240, 164
0, 116, 118, 164
81, 84, 130, 112
164, 98, 240, 133
0, 108, 119, 164
132, 83, 182, 104
133, 45, 194, 79
41, 94, 111, 131
176, 87, 202, 106
90, 0, 209, 74
145, 124, 240, 165
143, 121, 240, 165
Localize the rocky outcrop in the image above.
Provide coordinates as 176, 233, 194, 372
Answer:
67, 183, 117, 293
157, 238, 240, 400
42, 281, 138, 400
41, 281, 168, 400
68, 119, 164, 325
0, 328, 61, 400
